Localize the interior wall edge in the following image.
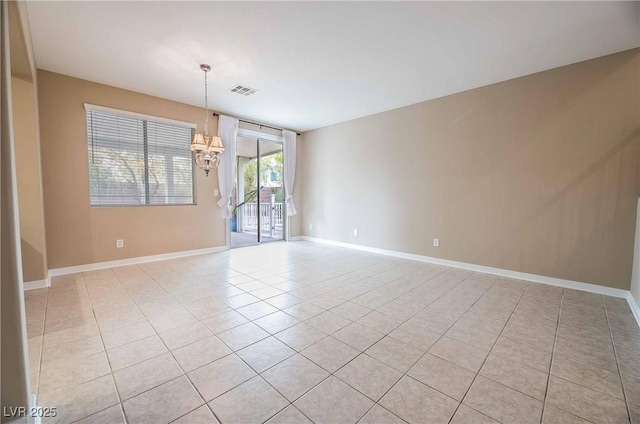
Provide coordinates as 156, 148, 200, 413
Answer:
10, 0, 48, 283
1, 0, 33, 418
630, 197, 640, 308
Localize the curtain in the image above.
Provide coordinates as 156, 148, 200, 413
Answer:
216, 115, 238, 218
282, 130, 297, 216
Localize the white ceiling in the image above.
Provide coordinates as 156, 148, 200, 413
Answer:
26, 1, 639, 132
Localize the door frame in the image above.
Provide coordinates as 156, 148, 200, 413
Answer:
226, 128, 288, 249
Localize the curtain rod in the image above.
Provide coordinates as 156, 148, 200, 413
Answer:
212, 113, 301, 136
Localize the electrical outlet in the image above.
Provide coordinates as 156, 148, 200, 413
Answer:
116, 239, 124, 248
433, 238, 440, 247
214, 189, 219, 196
309, 223, 313, 230
353, 229, 358, 236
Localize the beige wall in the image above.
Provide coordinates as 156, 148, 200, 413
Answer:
301, 49, 640, 290
12, 75, 47, 282
38, 71, 227, 269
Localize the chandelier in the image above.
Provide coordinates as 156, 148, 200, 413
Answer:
191, 64, 224, 176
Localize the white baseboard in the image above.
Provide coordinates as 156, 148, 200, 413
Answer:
628, 292, 640, 326
297, 236, 630, 299
23, 277, 50, 291
47, 245, 228, 278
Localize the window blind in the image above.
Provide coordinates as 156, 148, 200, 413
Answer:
86, 108, 195, 206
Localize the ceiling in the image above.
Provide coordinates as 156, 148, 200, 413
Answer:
26, 1, 639, 132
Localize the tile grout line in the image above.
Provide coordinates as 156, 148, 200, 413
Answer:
535, 291, 624, 424
48, 268, 227, 422
539, 287, 564, 424
235, 264, 449, 360
33, 287, 49, 407
52, 273, 128, 424
236, 295, 355, 422
42, 258, 493, 422
74, 268, 213, 422
446, 280, 536, 423
293, 255, 446, 311
111, 264, 291, 422
289, 271, 475, 423
83, 273, 128, 424
197, 252, 390, 423
540, 294, 634, 421
248, 265, 466, 422
602, 297, 633, 424
123, 265, 224, 424
34, 250, 447, 423
183, 284, 611, 423
127, 263, 270, 422
35, 245, 640, 424
126, 252, 376, 423
346, 272, 502, 423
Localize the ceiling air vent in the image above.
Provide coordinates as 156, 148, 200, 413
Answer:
229, 84, 258, 96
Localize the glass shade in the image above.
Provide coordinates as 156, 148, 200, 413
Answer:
191, 133, 207, 152
207, 136, 225, 153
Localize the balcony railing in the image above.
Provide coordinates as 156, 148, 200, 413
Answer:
241, 202, 284, 236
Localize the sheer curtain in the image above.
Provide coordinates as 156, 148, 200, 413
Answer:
282, 130, 297, 216
217, 115, 238, 218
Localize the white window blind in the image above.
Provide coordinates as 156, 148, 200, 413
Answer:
86, 108, 196, 206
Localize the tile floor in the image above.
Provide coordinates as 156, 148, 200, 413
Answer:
231, 231, 284, 249
24, 241, 640, 424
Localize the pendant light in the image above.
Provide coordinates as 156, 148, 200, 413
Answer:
191, 64, 224, 176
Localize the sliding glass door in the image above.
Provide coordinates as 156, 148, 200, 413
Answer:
231, 135, 284, 248
256, 139, 284, 243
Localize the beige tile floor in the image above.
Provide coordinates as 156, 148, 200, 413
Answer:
24, 241, 640, 424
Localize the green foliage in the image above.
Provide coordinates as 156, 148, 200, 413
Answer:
243, 160, 257, 197
232, 186, 260, 218
235, 149, 284, 215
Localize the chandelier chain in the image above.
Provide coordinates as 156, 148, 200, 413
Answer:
203, 68, 209, 136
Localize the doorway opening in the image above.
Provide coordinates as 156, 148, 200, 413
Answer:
231, 134, 285, 248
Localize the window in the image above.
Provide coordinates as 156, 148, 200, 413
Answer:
86, 105, 196, 206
